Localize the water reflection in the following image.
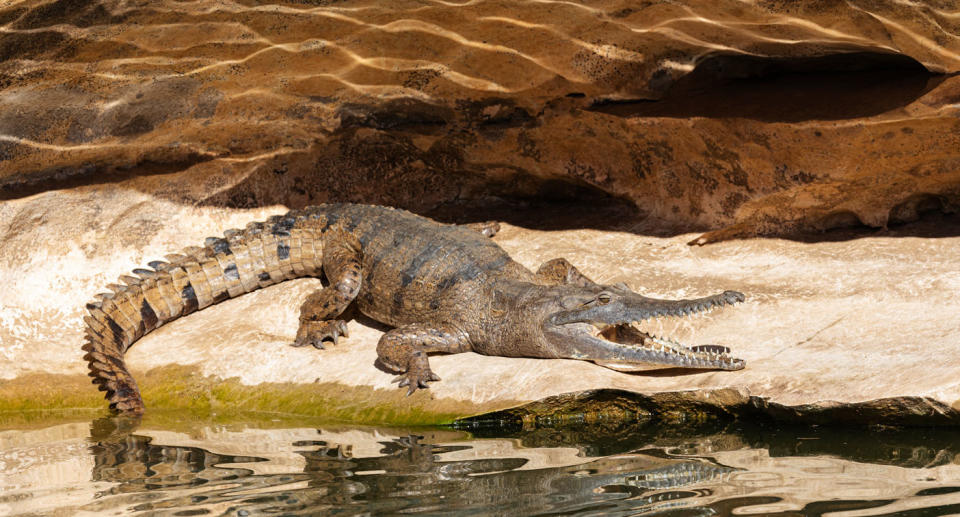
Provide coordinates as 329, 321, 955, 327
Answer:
2, 417, 960, 516
461, 418, 960, 469
86, 419, 733, 516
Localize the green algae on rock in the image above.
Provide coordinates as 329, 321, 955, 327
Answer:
0, 365, 511, 426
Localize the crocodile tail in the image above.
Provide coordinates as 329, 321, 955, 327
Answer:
83, 209, 325, 414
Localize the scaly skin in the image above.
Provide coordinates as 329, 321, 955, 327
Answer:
83, 203, 746, 414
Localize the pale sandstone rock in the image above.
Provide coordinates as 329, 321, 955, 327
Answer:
1, 188, 958, 423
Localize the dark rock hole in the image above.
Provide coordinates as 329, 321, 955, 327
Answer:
589, 52, 943, 122
0, 152, 215, 202
888, 193, 948, 225
790, 196, 960, 243
425, 180, 643, 232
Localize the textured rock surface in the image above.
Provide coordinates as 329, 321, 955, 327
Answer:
1, 0, 959, 238
1, 187, 959, 423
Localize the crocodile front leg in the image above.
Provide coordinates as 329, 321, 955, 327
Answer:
376, 323, 471, 395
293, 227, 362, 349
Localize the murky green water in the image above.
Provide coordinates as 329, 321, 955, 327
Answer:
2, 414, 960, 516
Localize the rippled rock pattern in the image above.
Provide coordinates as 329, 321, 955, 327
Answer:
2, 0, 959, 236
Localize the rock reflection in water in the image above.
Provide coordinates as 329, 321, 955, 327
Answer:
4, 417, 960, 515
461, 417, 960, 469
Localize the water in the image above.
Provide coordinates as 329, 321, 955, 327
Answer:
2, 414, 960, 516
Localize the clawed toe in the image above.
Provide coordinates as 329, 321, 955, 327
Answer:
292, 338, 324, 349
392, 370, 441, 396
293, 320, 349, 349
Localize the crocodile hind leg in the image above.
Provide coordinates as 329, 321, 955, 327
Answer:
293, 227, 362, 349
376, 323, 470, 395
535, 258, 596, 287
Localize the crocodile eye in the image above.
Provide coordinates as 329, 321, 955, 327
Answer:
597, 293, 612, 304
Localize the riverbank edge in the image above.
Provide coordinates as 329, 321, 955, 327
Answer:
2, 365, 958, 429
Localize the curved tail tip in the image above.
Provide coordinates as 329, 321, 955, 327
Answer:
107, 384, 145, 415
109, 399, 145, 415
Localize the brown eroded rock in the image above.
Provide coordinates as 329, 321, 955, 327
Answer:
1, 0, 959, 239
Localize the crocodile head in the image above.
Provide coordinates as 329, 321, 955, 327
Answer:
513, 283, 746, 371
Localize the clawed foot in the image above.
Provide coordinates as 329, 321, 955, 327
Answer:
392, 368, 441, 396
293, 320, 349, 349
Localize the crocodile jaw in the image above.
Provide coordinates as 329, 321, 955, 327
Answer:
546, 321, 746, 372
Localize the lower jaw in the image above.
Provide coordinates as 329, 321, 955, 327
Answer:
592, 360, 666, 372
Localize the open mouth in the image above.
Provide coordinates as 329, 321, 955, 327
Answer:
569, 316, 744, 372
545, 289, 747, 371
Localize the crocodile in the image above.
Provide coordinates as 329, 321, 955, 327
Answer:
83, 203, 746, 414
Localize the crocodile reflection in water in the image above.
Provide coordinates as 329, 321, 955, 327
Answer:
82, 417, 960, 516
298, 434, 733, 514
88, 422, 732, 515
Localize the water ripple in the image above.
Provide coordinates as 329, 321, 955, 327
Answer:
5, 418, 960, 516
